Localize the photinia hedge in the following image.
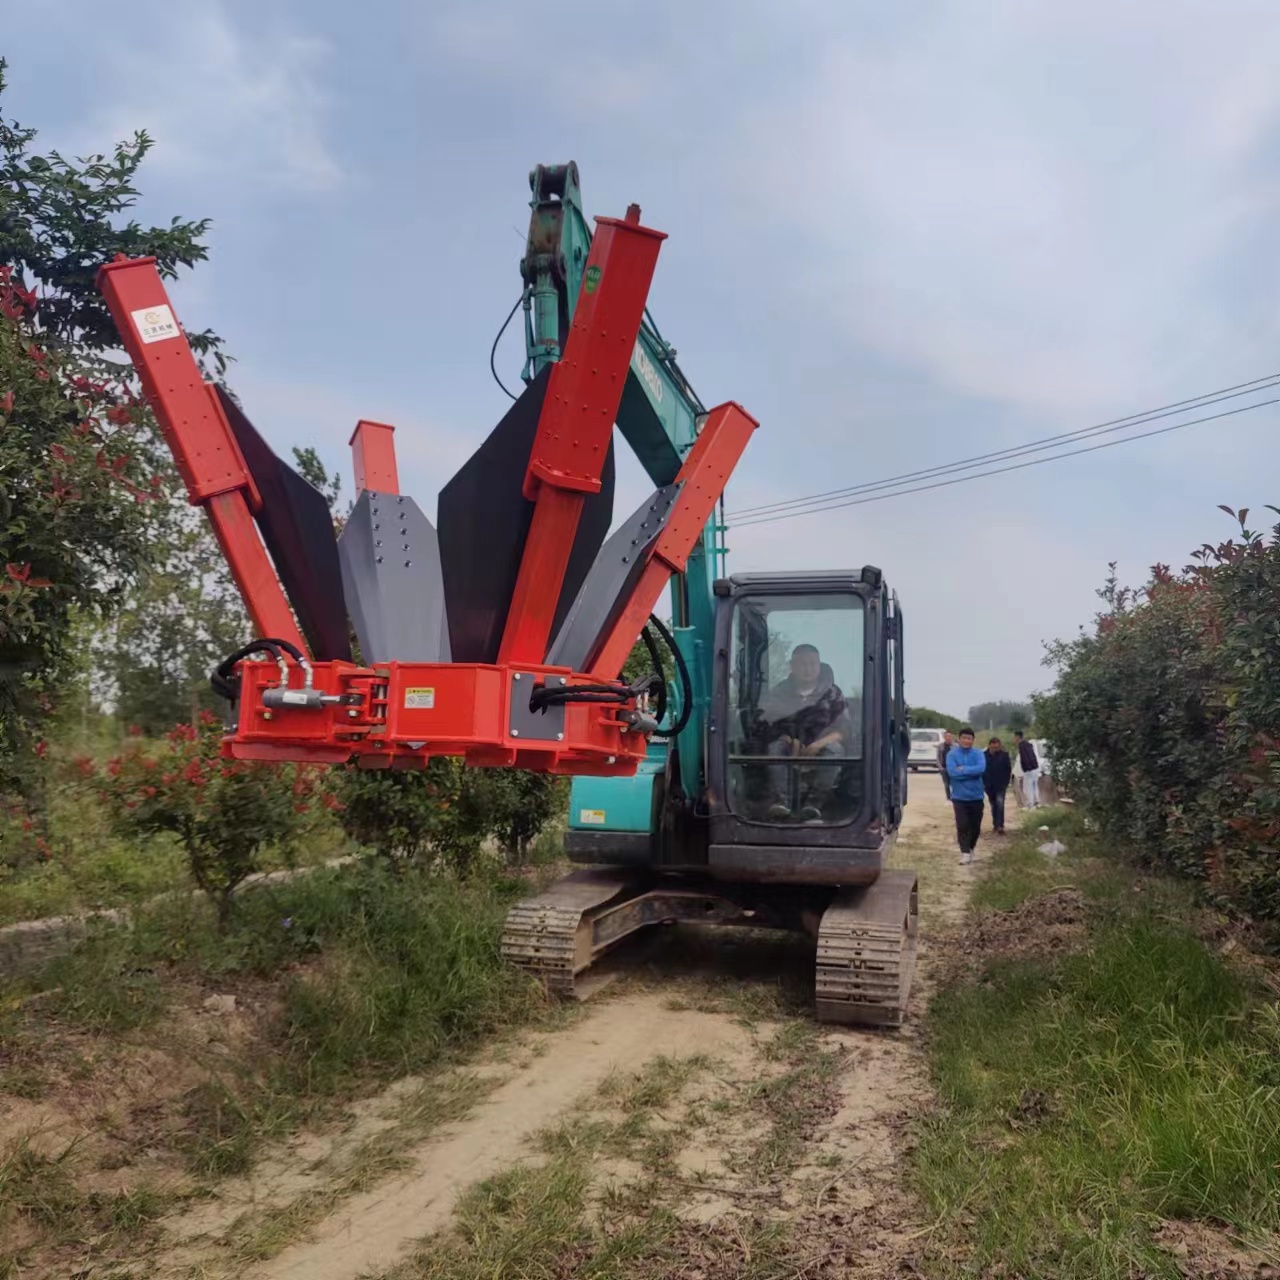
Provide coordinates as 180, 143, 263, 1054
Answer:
1037, 508, 1280, 930
95, 713, 335, 927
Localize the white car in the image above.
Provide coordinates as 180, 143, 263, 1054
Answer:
908, 728, 947, 772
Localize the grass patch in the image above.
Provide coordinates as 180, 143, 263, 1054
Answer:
1, 859, 557, 1192
0, 1136, 175, 1274
537, 1054, 714, 1177
969, 806, 1126, 912
227, 1070, 501, 1263
271, 863, 550, 1095
8, 861, 548, 1083
746, 1023, 843, 1176
387, 1149, 798, 1280
916, 814, 1280, 1278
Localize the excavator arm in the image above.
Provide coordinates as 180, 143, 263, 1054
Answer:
95, 195, 756, 776
518, 162, 724, 802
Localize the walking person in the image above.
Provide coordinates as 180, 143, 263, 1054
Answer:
946, 727, 986, 865
936, 730, 954, 800
1013, 731, 1041, 809
984, 736, 1013, 835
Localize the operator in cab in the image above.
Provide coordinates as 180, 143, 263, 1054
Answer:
759, 643, 852, 820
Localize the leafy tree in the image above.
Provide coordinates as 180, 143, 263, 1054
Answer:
907, 705, 963, 733
0, 57, 221, 799
456, 769, 568, 866
93, 507, 247, 734
293, 446, 344, 524
967, 700, 1034, 731
0, 269, 159, 809
0, 59, 221, 372
335, 759, 481, 875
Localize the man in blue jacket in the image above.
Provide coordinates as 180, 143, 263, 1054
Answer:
946, 726, 987, 865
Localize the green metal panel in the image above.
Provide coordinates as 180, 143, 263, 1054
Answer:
568, 746, 663, 832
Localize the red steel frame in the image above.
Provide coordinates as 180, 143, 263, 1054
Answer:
350, 420, 399, 494
499, 206, 665, 666
97, 256, 306, 653
95, 208, 756, 774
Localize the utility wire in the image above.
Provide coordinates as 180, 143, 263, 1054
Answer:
731, 397, 1280, 529
728, 372, 1280, 520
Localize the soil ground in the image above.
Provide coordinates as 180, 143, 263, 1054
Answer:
130, 774, 991, 1280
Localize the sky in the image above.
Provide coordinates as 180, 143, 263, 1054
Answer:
6, 0, 1280, 716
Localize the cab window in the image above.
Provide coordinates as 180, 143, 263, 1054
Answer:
726, 593, 865, 825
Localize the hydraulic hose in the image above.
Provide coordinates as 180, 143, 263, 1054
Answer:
647, 614, 692, 739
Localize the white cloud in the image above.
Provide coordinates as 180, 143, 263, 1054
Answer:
432, 9, 663, 115
733, 1, 1280, 421
89, 3, 339, 194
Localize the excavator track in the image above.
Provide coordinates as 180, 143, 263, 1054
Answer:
502, 869, 769, 1000
814, 868, 919, 1028
501, 869, 640, 998
504, 866, 920, 1028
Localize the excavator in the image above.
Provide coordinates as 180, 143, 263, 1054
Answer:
95, 161, 917, 1028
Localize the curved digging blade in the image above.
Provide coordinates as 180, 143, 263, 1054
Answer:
338, 491, 449, 664
437, 366, 615, 663
215, 386, 351, 660
547, 484, 682, 674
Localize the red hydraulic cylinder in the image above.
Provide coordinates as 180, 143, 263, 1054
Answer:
350, 419, 399, 494
499, 207, 666, 666
590, 401, 759, 680
96, 256, 306, 652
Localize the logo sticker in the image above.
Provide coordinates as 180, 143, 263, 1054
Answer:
584, 265, 602, 294
130, 304, 180, 345
404, 687, 436, 710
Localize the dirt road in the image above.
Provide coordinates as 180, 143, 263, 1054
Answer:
158, 777, 987, 1279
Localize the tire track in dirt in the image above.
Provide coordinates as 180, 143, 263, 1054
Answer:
250, 1001, 759, 1280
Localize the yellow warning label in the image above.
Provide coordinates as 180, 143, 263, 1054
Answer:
579, 808, 607, 825
404, 687, 436, 710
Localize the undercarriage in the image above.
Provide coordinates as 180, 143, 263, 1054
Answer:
501, 866, 919, 1028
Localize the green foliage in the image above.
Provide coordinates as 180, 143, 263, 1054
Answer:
291, 446, 344, 521
0, 58, 221, 369
92, 506, 247, 735
918, 824, 1280, 1278
334, 760, 478, 874
0, 271, 160, 804
1037, 508, 1280, 929
94, 716, 330, 926
0, 56, 221, 807
967, 699, 1033, 732
335, 759, 566, 875
907, 704, 963, 732
454, 769, 568, 865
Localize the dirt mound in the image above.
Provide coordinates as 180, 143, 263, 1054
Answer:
936, 887, 1087, 978
1154, 1220, 1280, 1278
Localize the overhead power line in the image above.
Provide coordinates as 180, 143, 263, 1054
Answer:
728, 372, 1280, 521
731, 396, 1279, 529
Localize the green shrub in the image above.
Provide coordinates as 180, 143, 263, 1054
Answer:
1038, 508, 1280, 930
335, 760, 566, 874
94, 716, 330, 927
